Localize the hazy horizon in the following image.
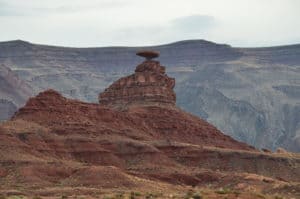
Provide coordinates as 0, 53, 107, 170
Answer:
1, 0, 299, 48
1, 38, 300, 49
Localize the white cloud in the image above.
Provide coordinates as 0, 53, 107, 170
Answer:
170, 15, 216, 33
0, 0, 299, 47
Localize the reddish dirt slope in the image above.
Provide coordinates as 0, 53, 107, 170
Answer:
13, 89, 253, 150
0, 90, 299, 198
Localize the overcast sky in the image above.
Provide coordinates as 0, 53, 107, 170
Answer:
0, 0, 299, 47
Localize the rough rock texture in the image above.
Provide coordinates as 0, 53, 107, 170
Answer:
99, 59, 176, 107
0, 64, 33, 104
14, 89, 250, 150
0, 64, 33, 120
0, 40, 300, 152
0, 99, 17, 121
0, 89, 299, 196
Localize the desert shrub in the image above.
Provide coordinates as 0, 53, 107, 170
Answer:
215, 188, 231, 194
129, 191, 142, 199
255, 193, 266, 199
114, 193, 124, 199
102, 196, 112, 199
274, 196, 283, 199
232, 191, 240, 197
192, 193, 202, 199
7, 196, 23, 199
0, 194, 5, 199
17, 133, 27, 142
32, 196, 42, 199
129, 192, 135, 199
145, 193, 159, 199
133, 192, 141, 197
61, 195, 68, 199
184, 189, 194, 199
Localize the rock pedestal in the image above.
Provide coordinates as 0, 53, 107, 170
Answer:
99, 51, 176, 107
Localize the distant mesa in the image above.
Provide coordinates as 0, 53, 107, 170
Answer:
99, 51, 176, 107
136, 50, 159, 60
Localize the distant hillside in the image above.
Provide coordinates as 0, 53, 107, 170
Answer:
0, 39, 299, 152
0, 63, 33, 120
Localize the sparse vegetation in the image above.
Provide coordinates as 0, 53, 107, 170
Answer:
32, 196, 42, 199
184, 189, 194, 199
274, 196, 283, 199
6, 196, 24, 199
129, 192, 135, 199
102, 196, 113, 199
184, 190, 202, 199
145, 192, 161, 199
0, 189, 294, 199
256, 193, 266, 198
133, 192, 141, 197
191, 193, 202, 199
61, 195, 68, 199
114, 193, 124, 199
215, 188, 231, 194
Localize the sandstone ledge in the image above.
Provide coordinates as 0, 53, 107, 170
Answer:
99, 60, 176, 108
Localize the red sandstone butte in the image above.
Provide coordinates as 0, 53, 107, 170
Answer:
2, 51, 298, 197
99, 52, 176, 107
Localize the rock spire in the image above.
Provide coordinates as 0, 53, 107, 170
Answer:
99, 51, 176, 107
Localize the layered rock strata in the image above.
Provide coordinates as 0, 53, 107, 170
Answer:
1, 51, 299, 194
99, 51, 176, 107
1, 89, 299, 194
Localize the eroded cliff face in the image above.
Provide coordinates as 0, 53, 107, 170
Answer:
0, 40, 300, 152
99, 59, 176, 108
0, 64, 33, 120
0, 85, 299, 196
0, 64, 33, 105
13, 89, 252, 151
0, 55, 299, 196
0, 99, 17, 121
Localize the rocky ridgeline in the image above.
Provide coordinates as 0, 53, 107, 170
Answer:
1, 40, 300, 152
1, 51, 299, 196
11, 51, 254, 151
99, 51, 176, 107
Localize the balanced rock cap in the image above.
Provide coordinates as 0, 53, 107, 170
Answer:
136, 51, 159, 60
99, 51, 176, 107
